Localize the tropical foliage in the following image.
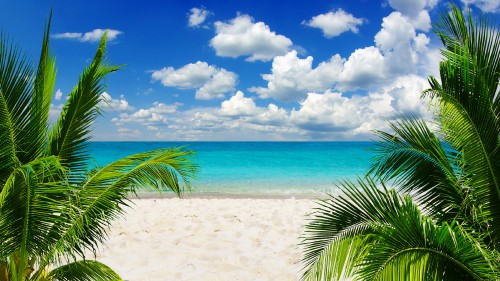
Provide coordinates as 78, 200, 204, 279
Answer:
301, 5, 500, 280
0, 17, 197, 280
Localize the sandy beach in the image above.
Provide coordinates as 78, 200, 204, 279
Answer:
92, 196, 318, 281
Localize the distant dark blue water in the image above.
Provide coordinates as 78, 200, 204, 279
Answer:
88, 142, 375, 194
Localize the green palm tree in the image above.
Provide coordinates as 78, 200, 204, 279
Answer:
301, 5, 500, 280
0, 17, 197, 280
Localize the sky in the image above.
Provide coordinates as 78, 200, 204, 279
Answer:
1, 0, 499, 141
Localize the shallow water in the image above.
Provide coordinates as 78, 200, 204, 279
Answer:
88, 142, 375, 194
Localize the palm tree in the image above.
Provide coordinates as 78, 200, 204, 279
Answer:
0, 16, 197, 280
301, 5, 500, 280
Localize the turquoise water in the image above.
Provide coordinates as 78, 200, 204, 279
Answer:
88, 142, 375, 194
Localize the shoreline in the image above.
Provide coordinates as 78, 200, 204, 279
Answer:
130, 191, 329, 200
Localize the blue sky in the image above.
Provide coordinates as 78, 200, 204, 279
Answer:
1, 0, 499, 141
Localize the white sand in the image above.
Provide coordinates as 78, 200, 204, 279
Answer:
92, 197, 317, 281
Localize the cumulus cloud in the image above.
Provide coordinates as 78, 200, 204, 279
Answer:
388, 0, 427, 17
290, 75, 430, 136
210, 14, 293, 61
219, 91, 261, 117
336, 46, 386, 91
151, 61, 237, 100
387, 0, 436, 30
49, 103, 64, 122
52, 32, 82, 40
112, 101, 180, 126
105, 75, 431, 141
250, 50, 344, 102
99, 92, 134, 112
53, 29, 122, 42
188, 7, 212, 27
188, 76, 429, 139
337, 11, 430, 90
252, 11, 432, 101
116, 127, 141, 138
461, 0, 500, 13
304, 9, 365, 38
218, 92, 290, 127
54, 89, 63, 101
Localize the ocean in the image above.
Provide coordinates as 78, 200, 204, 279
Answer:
88, 142, 376, 194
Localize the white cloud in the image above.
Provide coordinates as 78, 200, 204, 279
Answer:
373, 12, 419, 70
290, 75, 430, 136
54, 89, 63, 101
52, 32, 81, 40
99, 92, 134, 112
192, 76, 430, 139
252, 11, 432, 101
196, 70, 238, 100
116, 127, 141, 138
150, 101, 179, 114
219, 91, 261, 117
461, 0, 500, 13
112, 101, 180, 125
388, 0, 427, 17
188, 7, 212, 27
210, 14, 293, 61
151, 61, 237, 100
336, 46, 386, 91
387, 0, 435, 31
102, 75, 431, 140
250, 50, 344, 102
82, 29, 122, 42
251, 104, 289, 126
290, 91, 371, 132
52, 29, 122, 42
49, 103, 64, 122
304, 9, 365, 38
147, 126, 159, 131
408, 10, 432, 31
338, 12, 430, 90
386, 75, 431, 116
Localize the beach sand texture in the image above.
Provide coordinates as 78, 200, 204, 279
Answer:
92, 197, 316, 281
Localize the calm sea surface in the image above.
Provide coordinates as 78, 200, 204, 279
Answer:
88, 142, 375, 194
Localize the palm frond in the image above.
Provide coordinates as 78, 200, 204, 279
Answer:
16, 13, 56, 164
435, 5, 500, 116
301, 178, 403, 279
0, 156, 69, 279
301, 236, 369, 281
38, 147, 196, 268
0, 90, 19, 189
302, 178, 497, 280
0, 34, 33, 186
360, 197, 496, 280
417, 4, 500, 243
48, 34, 120, 175
46, 260, 121, 281
369, 116, 464, 222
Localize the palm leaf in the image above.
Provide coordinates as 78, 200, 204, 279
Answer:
361, 199, 496, 280
301, 236, 369, 281
301, 178, 399, 279
0, 156, 69, 279
37, 147, 196, 269
47, 260, 121, 281
369, 116, 465, 222
0, 34, 33, 187
0, 89, 19, 189
424, 7, 500, 241
48, 34, 120, 175
302, 178, 497, 280
16, 13, 56, 165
